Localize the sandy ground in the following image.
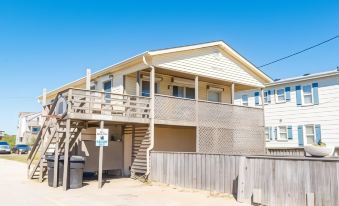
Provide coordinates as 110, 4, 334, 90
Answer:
0, 158, 247, 206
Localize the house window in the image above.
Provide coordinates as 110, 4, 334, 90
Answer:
276, 89, 286, 103
32, 127, 40, 134
278, 126, 287, 140
90, 85, 96, 90
263, 91, 269, 104
303, 85, 313, 104
241, 95, 248, 106
172, 86, 195, 99
141, 80, 158, 97
265, 127, 270, 141
103, 80, 112, 102
305, 125, 315, 144
208, 90, 221, 102
185, 87, 195, 99
103, 80, 112, 92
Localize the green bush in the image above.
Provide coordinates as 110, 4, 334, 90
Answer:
1, 134, 16, 148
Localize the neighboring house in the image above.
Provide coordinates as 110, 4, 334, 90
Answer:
0, 131, 4, 140
17, 112, 42, 145
27, 41, 272, 189
235, 69, 339, 155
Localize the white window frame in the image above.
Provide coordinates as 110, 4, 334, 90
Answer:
263, 91, 269, 104
172, 84, 195, 99
241, 95, 249, 106
302, 84, 313, 105
305, 124, 315, 145
277, 126, 288, 141
276, 88, 286, 103
265, 127, 270, 141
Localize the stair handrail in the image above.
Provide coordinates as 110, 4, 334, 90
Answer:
27, 89, 70, 162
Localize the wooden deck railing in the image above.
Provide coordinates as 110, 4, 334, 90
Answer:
64, 88, 151, 123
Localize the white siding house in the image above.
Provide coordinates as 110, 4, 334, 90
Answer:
16, 112, 42, 145
235, 69, 339, 155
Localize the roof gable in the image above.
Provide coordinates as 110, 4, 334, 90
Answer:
151, 45, 270, 87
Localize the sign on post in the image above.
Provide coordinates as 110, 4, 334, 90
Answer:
96, 129, 109, 147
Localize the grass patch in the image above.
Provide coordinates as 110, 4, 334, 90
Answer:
0, 154, 28, 163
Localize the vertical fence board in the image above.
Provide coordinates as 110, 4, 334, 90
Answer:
150, 152, 339, 206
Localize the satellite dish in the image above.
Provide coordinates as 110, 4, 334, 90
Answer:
54, 96, 68, 118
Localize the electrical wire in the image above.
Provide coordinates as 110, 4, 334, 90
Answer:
258, 35, 339, 68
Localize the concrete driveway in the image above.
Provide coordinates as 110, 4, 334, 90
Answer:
0, 158, 246, 206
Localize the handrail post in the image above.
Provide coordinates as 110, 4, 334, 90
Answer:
67, 89, 73, 115
195, 76, 199, 152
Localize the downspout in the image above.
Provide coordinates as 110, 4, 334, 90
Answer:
142, 54, 155, 176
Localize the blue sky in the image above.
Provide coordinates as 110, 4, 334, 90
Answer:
0, 0, 338, 134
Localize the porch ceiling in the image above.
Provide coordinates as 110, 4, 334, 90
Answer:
141, 67, 260, 91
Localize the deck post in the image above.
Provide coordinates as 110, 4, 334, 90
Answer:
136, 71, 141, 96
63, 118, 71, 191
98, 120, 104, 189
39, 89, 47, 183
195, 76, 199, 152
53, 135, 59, 188
86, 68, 91, 90
231, 83, 235, 104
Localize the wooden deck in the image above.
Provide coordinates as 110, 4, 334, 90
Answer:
62, 88, 151, 124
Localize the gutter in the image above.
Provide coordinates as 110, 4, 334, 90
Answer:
142, 53, 155, 176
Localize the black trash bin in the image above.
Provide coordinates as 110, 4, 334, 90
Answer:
46, 155, 64, 187
69, 156, 85, 189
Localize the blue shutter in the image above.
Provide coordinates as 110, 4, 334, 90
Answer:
269, 127, 273, 140
274, 127, 278, 140
255, 92, 260, 106
312, 82, 319, 105
298, 125, 304, 146
315, 124, 321, 144
296, 85, 302, 106
288, 126, 293, 140
267, 90, 271, 103
285, 87, 291, 101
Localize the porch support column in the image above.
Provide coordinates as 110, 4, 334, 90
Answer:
39, 88, 47, 183
260, 88, 266, 149
53, 135, 59, 188
136, 71, 141, 96
63, 118, 71, 191
195, 76, 199, 152
231, 83, 235, 104
147, 66, 155, 174
86, 68, 91, 90
98, 120, 104, 189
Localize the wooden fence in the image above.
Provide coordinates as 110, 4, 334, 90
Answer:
266, 147, 305, 156
150, 151, 339, 206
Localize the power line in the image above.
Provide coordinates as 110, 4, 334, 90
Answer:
258, 35, 339, 68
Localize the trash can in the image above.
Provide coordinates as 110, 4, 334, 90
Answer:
46, 155, 64, 187
69, 156, 85, 189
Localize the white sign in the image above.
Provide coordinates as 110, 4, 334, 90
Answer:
96, 129, 109, 147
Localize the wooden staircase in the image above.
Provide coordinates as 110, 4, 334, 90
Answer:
125, 125, 151, 178
27, 93, 84, 181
